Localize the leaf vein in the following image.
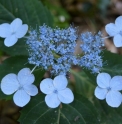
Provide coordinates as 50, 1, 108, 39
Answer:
68, 104, 86, 124
22, 101, 45, 122
0, 3, 15, 19
34, 109, 51, 123
60, 112, 71, 124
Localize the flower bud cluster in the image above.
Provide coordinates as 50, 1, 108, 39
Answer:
27, 25, 79, 75
80, 31, 104, 73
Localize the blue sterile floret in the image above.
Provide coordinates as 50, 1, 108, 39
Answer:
79, 31, 104, 73
26, 24, 79, 75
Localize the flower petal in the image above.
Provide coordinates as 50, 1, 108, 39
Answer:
40, 78, 54, 94
15, 24, 28, 38
105, 23, 119, 36
4, 35, 18, 47
110, 76, 122, 91
45, 93, 60, 108
10, 18, 22, 32
113, 34, 122, 47
115, 16, 122, 31
94, 86, 107, 100
97, 73, 111, 88
24, 84, 38, 96
17, 68, 35, 86
1, 74, 19, 95
53, 75, 68, 90
106, 90, 122, 107
13, 89, 30, 107
58, 88, 74, 104
0, 23, 11, 38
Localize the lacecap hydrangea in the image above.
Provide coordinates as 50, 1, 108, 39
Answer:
26, 24, 79, 75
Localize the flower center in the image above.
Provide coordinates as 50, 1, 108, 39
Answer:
18, 85, 24, 90
119, 31, 122, 36
11, 31, 16, 35
107, 87, 111, 92
53, 89, 58, 94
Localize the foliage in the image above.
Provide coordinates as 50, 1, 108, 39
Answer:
19, 94, 100, 124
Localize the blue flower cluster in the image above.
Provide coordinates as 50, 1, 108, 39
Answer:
26, 28, 54, 70
79, 31, 104, 73
27, 25, 104, 75
27, 25, 79, 75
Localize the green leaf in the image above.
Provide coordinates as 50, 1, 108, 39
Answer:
83, 69, 97, 84
0, 38, 28, 56
33, 68, 45, 86
0, 0, 53, 26
0, 56, 29, 80
93, 98, 122, 124
0, 0, 53, 56
101, 50, 122, 76
0, 56, 45, 100
70, 69, 95, 98
19, 94, 100, 124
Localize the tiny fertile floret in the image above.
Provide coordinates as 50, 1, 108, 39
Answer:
80, 31, 104, 73
27, 25, 79, 75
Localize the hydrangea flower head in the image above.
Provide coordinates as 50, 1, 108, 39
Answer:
105, 16, 122, 47
95, 73, 122, 107
0, 18, 28, 47
80, 32, 104, 73
27, 25, 78, 75
40, 75, 74, 108
0, 68, 38, 107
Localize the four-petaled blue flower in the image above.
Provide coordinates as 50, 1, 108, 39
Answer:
105, 16, 122, 47
0, 18, 28, 47
0, 68, 38, 107
40, 75, 74, 108
95, 73, 122, 107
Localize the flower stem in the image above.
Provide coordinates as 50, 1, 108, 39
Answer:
30, 65, 37, 73
57, 107, 61, 124
101, 36, 112, 40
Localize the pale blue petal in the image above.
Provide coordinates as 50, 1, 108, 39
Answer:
0, 23, 11, 38
10, 18, 22, 32
106, 91, 122, 107
4, 35, 18, 47
1, 74, 19, 95
115, 16, 122, 31
23, 84, 38, 96
53, 75, 68, 90
94, 86, 107, 100
97, 73, 111, 88
110, 76, 122, 91
17, 68, 35, 86
13, 89, 30, 107
58, 88, 74, 104
40, 78, 54, 94
45, 93, 60, 108
15, 24, 28, 38
113, 34, 122, 47
105, 23, 119, 36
